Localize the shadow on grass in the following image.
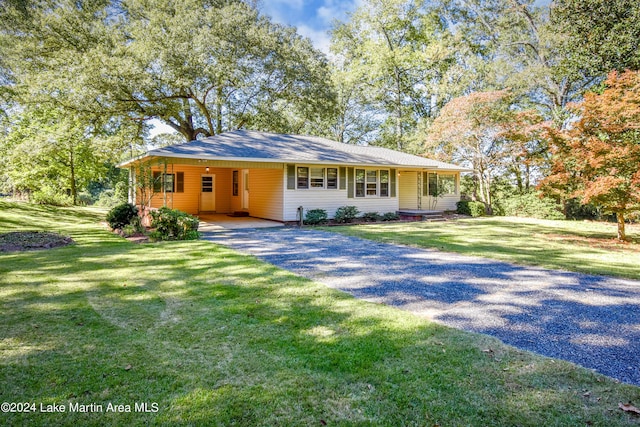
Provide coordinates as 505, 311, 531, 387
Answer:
326, 218, 640, 280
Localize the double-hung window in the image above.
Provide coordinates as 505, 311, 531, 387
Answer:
296, 167, 339, 190
355, 169, 390, 197
355, 169, 366, 197
428, 173, 457, 196
326, 168, 338, 189
380, 170, 389, 197
297, 167, 309, 189
153, 171, 184, 193
310, 167, 325, 188
232, 170, 239, 196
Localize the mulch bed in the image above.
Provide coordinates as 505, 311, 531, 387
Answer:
0, 231, 75, 252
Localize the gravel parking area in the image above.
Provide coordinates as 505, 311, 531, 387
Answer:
203, 227, 640, 386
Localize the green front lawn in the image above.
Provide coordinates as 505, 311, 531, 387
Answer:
322, 216, 640, 280
1, 201, 639, 426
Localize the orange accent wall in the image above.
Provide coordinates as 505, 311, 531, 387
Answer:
146, 165, 233, 214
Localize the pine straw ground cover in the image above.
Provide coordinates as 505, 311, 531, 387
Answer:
322, 217, 640, 280
1, 200, 639, 426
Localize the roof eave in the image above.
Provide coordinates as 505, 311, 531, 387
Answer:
117, 151, 470, 171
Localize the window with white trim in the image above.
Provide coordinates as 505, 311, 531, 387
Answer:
428, 173, 457, 196
327, 168, 338, 189
380, 170, 389, 197
355, 168, 390, 197
297, 167, 309, 189
310, 167, 325, 188
296, 166, 339, 190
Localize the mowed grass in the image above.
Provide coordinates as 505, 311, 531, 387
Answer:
322, 217, 640, 280
1, 200, 639, 426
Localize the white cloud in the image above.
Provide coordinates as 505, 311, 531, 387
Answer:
297, 24, 331, 54
317, 0, 357, 25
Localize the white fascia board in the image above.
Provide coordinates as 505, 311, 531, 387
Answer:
118, 152, 470, 172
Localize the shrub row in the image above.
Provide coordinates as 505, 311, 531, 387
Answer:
304, 207, 399, 225
499, 192, 564, 220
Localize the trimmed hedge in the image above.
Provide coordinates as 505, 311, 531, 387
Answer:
457, 200, 486, 217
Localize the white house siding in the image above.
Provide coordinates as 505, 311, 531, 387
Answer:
424, 194, 459, 211
283, 190, 399, 221
248, 168, 284, 221
398, 171, 419, 210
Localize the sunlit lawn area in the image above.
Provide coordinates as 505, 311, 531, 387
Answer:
322, 217, 640, 280
1, 200, 639, 426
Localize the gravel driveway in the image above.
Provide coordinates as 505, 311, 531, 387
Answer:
203, 227, 640, 386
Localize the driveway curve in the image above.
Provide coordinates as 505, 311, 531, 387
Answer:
203, 227, 640, 386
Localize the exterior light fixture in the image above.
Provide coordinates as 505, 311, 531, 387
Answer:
205, 167, 210, 173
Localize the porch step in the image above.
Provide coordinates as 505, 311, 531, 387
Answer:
397, 210, 446, 222
228, 211, 250, 217
422, 212, 446, 222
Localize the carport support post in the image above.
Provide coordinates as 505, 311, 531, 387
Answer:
162, 161, 168, 207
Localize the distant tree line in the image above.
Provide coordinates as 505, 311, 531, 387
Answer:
1, 0, 638, 239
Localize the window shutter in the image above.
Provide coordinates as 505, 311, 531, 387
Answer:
347, 167, 354, 198
390, 169, 396, 198
287, 164, 295, 189
153, 171, 161, 192
176, 172, 184, 193
339, 167, 346, 190
423, 172, 429, 196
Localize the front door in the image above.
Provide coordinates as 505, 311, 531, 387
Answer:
241, 169, 249, 210
201, 174, 215, 211
398, 171, 418, 209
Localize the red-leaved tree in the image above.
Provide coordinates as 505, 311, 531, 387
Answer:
540, 70, 640, 241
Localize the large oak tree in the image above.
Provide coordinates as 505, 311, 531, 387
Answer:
0, 0, 335, 143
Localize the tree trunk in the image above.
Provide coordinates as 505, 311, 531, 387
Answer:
69, 147, 77, 205
395, 69, 403, 151
616, 212, 627, 242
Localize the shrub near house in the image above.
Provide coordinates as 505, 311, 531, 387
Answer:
149, 207, 199, 240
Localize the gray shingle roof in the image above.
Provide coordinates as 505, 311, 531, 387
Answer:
123, 130, 466, 170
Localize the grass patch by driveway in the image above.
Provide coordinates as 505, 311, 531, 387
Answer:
321, 217, 640, 280
1, 200, 639, 426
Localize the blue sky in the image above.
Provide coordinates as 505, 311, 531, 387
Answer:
258, 0, 360, 53
258, 0, 550, 54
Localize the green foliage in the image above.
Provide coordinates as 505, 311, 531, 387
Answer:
75, 191, 95, 206
381, 212, 400, 221
456, 201, 486, 217
0, 105, 129, 206
501, 192, 564, 220
149, 207, 199, 240
95, 181, 129, 208
330, 0, 452, 149
551, 0, 640, 78
304, 209, 328, 225
106, 203, 138, 230
30, 186, 73, 207
0, 0, 335, 143
564, 198, 602, 221
334, 206, 360, 223
361, 212, 382, 222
